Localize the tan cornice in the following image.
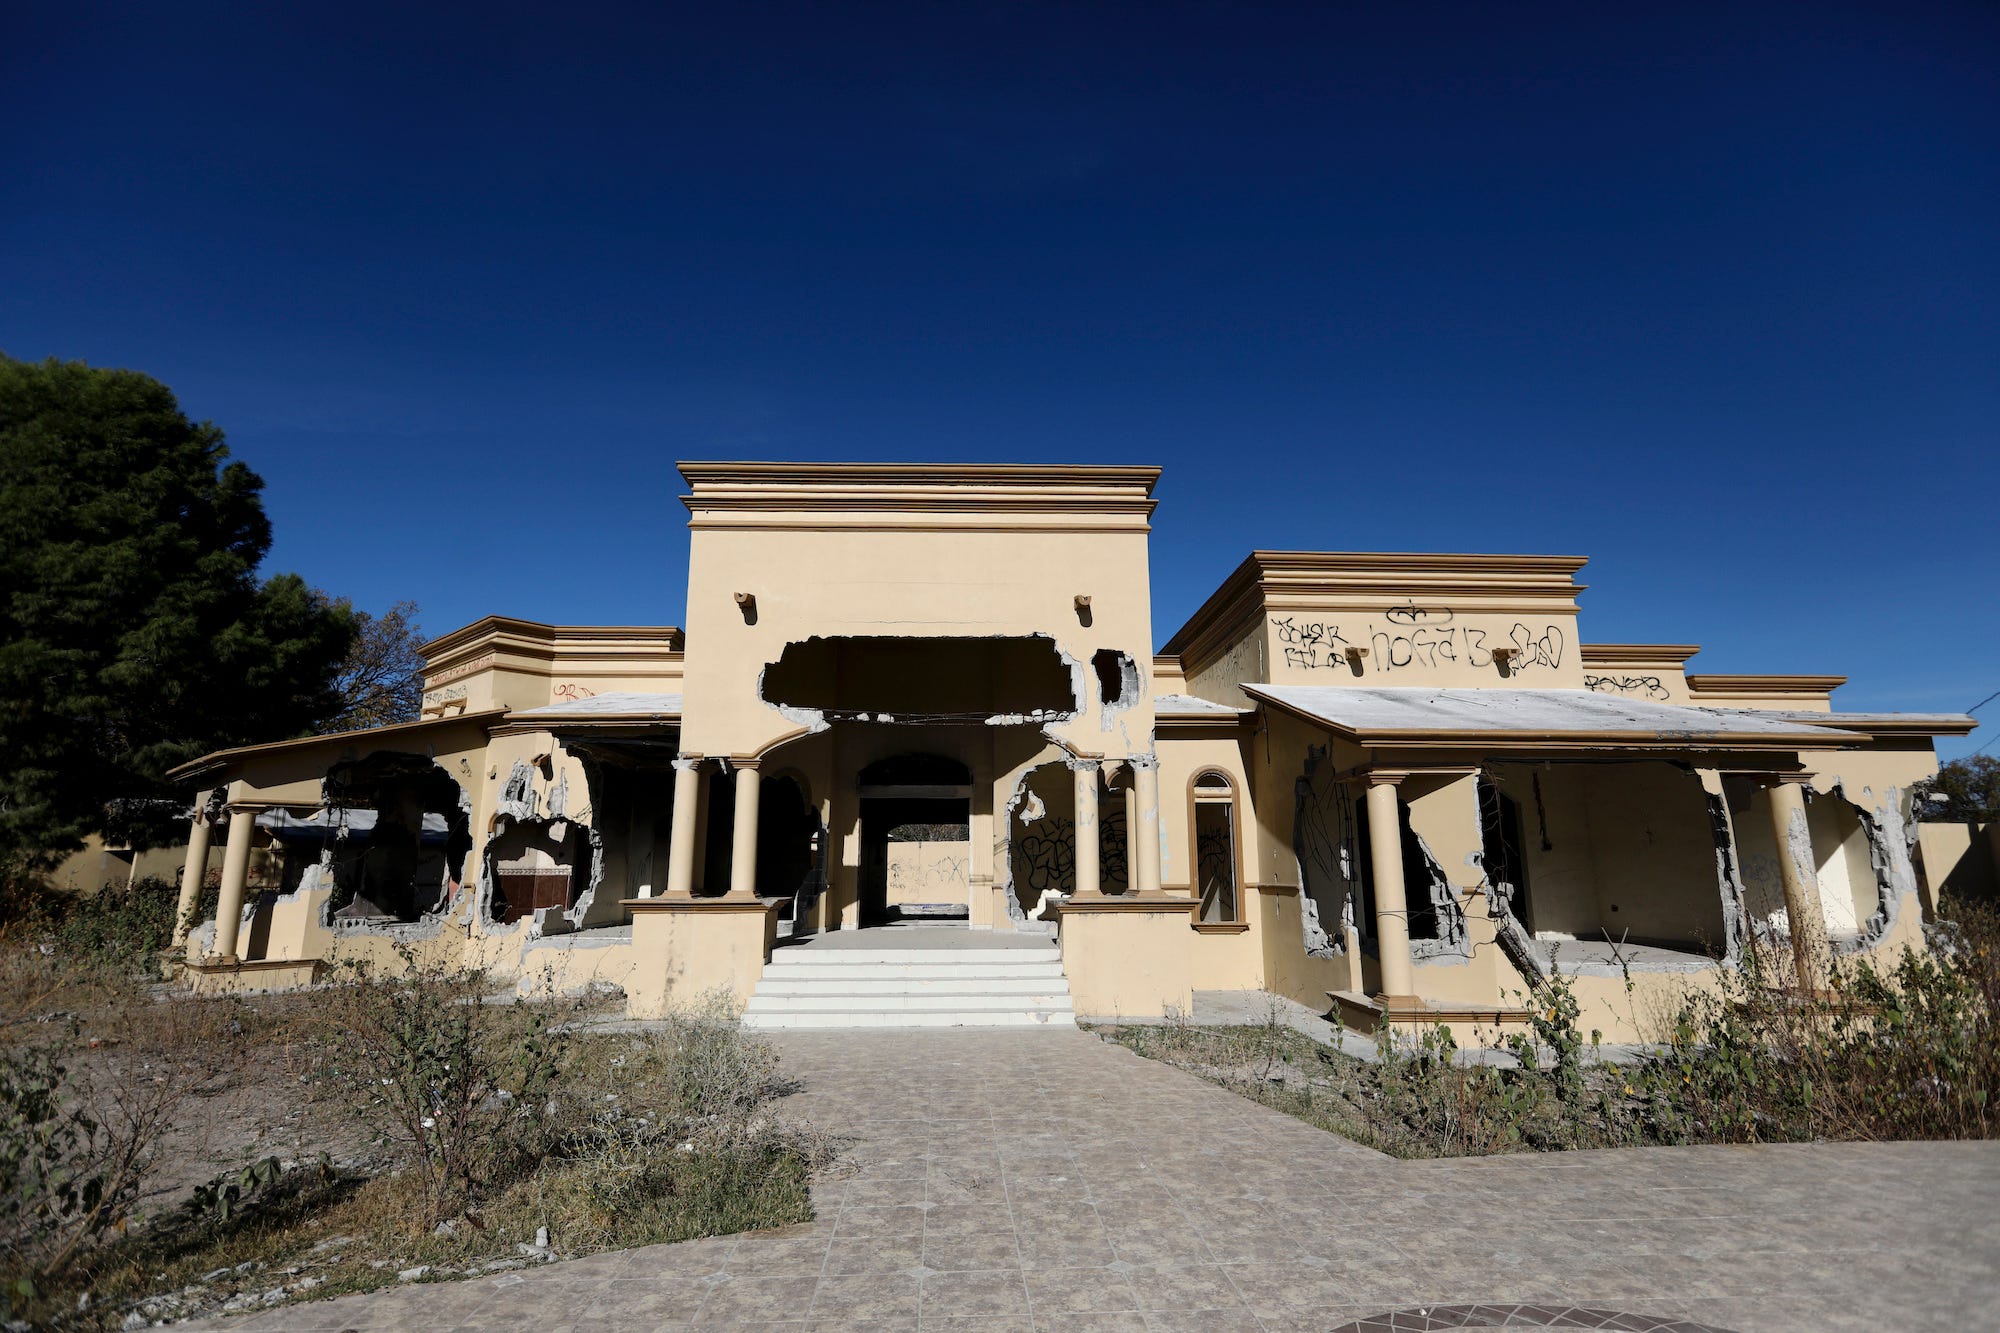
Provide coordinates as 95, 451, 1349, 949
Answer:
422, 618, 686, 679
1163, 550, 1590, 668
1581, 643, 1702, 666
679, 460, 1162, 489
678, 461, 1161, 527
1686, 674, 1847, 696
1155, 712, 1253, 734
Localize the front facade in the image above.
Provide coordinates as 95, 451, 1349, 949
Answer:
168, 463, 1974, 1040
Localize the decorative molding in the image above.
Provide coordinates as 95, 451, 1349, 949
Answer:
1161, 549, 1589, 675
1055, 894, 1198, 915
678, 461, 1160, 531
624, 895, 775, 914
1192, 921, 1251, 935
1580, 643, 1701, 666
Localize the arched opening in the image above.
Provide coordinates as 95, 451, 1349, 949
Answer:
757, 772, 823, 907
858, 751, 971, 925
1193, 770, 1240, 924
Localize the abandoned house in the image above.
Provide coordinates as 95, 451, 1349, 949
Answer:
166, 463, 1976, 1039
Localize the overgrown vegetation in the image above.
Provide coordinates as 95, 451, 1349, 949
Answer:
0, 883, 824, 1331
1105, 898, 2000, 1159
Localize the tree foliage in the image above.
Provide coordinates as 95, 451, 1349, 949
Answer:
0, 355, 356, 862
321, 598, 426, 734
1930, 755, 2000, 823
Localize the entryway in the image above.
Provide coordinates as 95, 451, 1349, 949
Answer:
744, 925, 1073, 1029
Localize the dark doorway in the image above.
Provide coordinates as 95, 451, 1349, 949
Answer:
859, 797, 971, 926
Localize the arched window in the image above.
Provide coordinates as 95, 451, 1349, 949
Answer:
1192, 770, 1240, 924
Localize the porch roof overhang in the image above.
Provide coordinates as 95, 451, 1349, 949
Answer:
1775, 711, 1979, 738
166, 708, 512, 783
1240, 684, 1865, 755
496, 692, 684, 734
1154, 692, 1255, 732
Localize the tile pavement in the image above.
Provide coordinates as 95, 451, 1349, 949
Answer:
194, 1029, 2000, 1332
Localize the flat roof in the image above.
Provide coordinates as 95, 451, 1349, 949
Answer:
506, 692, 684, 723
1242, 684, 1861, 753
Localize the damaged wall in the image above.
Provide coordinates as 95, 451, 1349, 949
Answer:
676, 465, 1158, 768
1483, 761, 1727, 956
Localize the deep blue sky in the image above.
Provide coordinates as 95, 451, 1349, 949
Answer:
5, 2, 1995, 757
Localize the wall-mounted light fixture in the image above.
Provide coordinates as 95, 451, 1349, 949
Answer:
1343, 645, 1369, 662
1492, 646, 1519, 664
735, 591, 757, 623
1074, 594, 1092, 612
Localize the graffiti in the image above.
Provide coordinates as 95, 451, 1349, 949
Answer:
1009, 800, 1127, 898
1383, 605, 1454, 625
1506, 622, 1565, 671
1099, 799, 1128, 889
1015, 817, 1075, 898
1584, 673, 1670, 702
424, 652, 494, 688
422, 683, 468, 707
551, 682, 598, 702
1272, 615, 1566, 676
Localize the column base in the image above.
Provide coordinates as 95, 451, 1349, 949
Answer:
185, 957, 326, 995
623, 895, 779, 1019
1056, 894, 1195, 1019
1328, 989, 1535, 1037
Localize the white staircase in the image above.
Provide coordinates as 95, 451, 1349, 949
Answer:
742, 943, 1075, 1029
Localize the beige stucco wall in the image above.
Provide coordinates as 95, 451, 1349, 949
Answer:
679, 523, 1156, 761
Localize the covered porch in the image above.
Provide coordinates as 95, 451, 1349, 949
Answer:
1246, 684, 1869, 1037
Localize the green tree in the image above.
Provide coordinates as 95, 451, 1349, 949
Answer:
0, 355, 356, 864
1930, 755, 2000, 823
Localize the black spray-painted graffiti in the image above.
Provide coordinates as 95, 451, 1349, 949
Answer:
1272, 615, 1566, 675
1583, 673, 1670, 702
1011, 800, 1129, 901
1014, 817, 1075, 899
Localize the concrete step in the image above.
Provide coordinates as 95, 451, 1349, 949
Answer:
756, 974, 1064, 996
744, 991, 1074, 1013
742, 1008, 1076, 1030
761, 961, 1065, 981
765, 949, 1059, 966
747, 944, 1076, 1030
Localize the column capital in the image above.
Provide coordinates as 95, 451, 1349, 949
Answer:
1363, 771, 1407, 788
672, 755, 705, 772
725, 755, 763, 773
1125, 753, 1159, 771
1767, 771, 1815, 787
1064, 757, 1102, 773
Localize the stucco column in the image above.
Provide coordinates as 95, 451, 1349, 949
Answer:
171, 803, 214, 947
1767, 774, 1830, 989
1071, 759, 1101, 898
663, 758, 703, 897
727, 761, 762, 899
210, 807, 257, 963
1365, 775, 1416, 1000
1129, 755, 1163, 896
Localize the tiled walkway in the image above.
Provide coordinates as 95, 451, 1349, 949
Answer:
206, 1030, 2000, 1332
